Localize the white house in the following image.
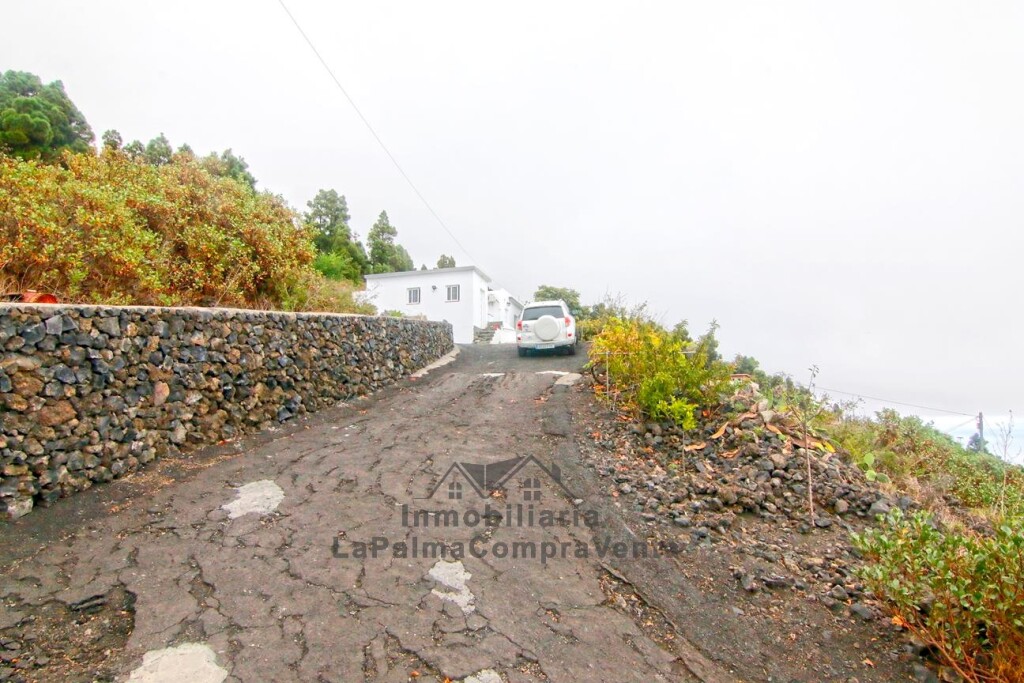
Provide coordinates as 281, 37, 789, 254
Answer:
364, 266, 524, 344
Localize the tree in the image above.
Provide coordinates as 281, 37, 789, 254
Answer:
967, 432, 988, 454
394, 244, 414, 272
123, 139, 145, 160
436, 254, 456, 269
304, 189, 370, 283
733, 354, 760, 375
367, 211, 414, 273
698, 320, 722, 364
0, 70, 94, 160
305, 189, 351, 252
671, 321, 693, 344
533, 285, 581, 314
101, 129, 122, 151
201, 148, 256, 189
143, 133, 173, 166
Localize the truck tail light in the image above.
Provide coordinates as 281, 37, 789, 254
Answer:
516, 320, 522, 330
565, 317, 571, 325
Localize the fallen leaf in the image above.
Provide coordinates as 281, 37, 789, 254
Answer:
862, 658, 874, 668
732, 411, 758, 424
720, 449, 740, 459
684, 442, 706, 452
710, 423, 728, 439
765, 424, 784, 436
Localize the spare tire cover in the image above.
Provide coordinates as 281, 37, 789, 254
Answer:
534, 315, 559, 341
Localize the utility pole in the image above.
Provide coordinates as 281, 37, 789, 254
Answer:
978, 411, 985, 448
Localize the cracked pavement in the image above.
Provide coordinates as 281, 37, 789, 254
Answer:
0, 345, 723, 682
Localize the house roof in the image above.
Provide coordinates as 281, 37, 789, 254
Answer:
364, 265, 492, 283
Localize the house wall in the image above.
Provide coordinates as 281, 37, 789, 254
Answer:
0, 304, 453, 518
365, 269, 490, 344
487, 289, 523, 330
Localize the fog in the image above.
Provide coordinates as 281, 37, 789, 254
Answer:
5, 0, 1021, 442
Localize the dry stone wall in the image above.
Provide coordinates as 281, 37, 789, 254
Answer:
0, 304, 453, 518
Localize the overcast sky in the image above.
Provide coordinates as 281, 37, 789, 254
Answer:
5, 1, 1022, 442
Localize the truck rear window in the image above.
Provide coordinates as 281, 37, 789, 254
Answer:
522, 306, 564, 321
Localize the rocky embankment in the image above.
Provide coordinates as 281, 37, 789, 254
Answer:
574, 378, 941, 679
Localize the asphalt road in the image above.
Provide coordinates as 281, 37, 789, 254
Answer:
0, 344, 726, 682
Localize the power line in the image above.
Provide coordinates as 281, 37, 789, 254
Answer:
814, 386, 974, 417
276, 0, 477, 264
941, 417, 979, 435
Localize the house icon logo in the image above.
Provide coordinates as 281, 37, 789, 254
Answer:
424, 456, 577, 501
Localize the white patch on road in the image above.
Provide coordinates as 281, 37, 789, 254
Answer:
479, 372, 505, 378
555, 372, 582, 386
411, 347, 460, 378
535, 370, 582, 386
428, 559, 476, 614
463, 670, 503, 683
222, 480, 284, 519
127, 643, 227, 683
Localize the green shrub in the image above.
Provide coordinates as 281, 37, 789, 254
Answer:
829, 410, 1024, 517
853, 510, 1024, 683
589, 317, 733, 429
0, 149, 373, 315
289, 273, 375, 315
313, 250, 360, 282
0, 149, 316, 308
637, 371, 698, 430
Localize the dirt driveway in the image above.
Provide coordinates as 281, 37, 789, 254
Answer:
0, 345, 734, 683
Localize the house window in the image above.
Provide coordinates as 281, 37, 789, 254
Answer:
446, 284, 460, 302
448, 481, 463, 500
522, 477, 542, 502
408, 287, 421, 304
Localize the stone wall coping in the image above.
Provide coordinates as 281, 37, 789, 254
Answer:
0, 303, 450, 326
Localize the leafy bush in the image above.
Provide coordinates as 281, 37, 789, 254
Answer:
853, 511, 1024, 683
637, 371, 697, 430
829, 410, 1024, 517
575, 295, 652, 341
0, 150, 357, 312
313, 250, 362, 283
589, 317, 733, 429
291, 273, 375, 315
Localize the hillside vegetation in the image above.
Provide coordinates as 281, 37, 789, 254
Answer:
1, 150, 325, 310
0, 69, 440, 314
575, 299, 1024, 683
